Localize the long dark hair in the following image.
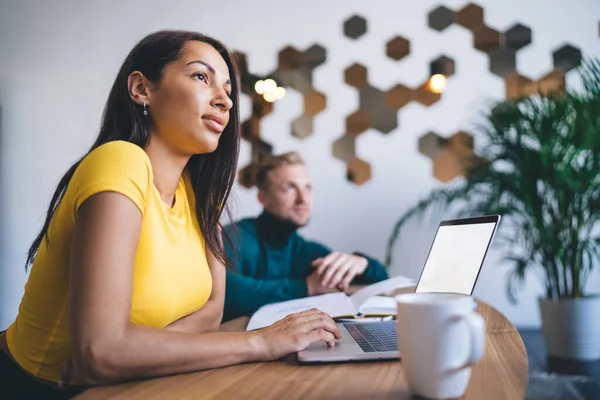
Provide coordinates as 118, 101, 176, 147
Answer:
26, 30, 240, 270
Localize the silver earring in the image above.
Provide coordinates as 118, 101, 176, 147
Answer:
143, 100, 148, 116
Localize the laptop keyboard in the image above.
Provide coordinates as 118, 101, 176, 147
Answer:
343, 321, 398, 352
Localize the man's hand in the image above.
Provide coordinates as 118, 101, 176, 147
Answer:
311, 252, 368, 291
306, 270, 343, 296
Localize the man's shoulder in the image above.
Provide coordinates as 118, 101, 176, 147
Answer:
223, 216, 259, 238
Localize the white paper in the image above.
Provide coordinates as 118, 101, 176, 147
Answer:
357, 295, 398, 316
246, 292, 356, 331
349, 275, 415, 310
245, 274, 415, 331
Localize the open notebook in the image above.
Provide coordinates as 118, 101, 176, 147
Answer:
246, 275, 415, 331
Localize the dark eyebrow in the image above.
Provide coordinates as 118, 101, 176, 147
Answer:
186, 60, 231, 85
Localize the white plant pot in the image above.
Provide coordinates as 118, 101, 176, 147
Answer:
538, 295, 600, 361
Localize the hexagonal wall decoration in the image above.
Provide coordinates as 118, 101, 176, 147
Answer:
332, 134, 356, 163
553, 44, 582, 73
504, 23, 532, 51
454, 3, 484, 31
359, 86, 387, 115
430, 55, 455, 76
292, 114, 313, 139
303, 44, 326, 69
418, 131, 445, 159
473, 26, 501, 53
346, 158, 372, 185
505, 74, 535, 99
370, 107, 398, 134
424, 2, 576, 108
418, 130, 480, 183
412, 82, 442, 106
504, 71, 565, 99
345, 63, 368, 88
233, 51, 276, 188
344, 15, 367, 39
278, 46, 302, 69
304, 89, 327, 117
266, 43, 329, 140
537, 71, 566, 96
345, 110, 371, 136
489, 48, 517, 78
428, 5, 454, 32
385, 83, 412, 110
386, 36, 410, 61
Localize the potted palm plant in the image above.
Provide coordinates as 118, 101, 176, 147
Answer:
385, 58, 600, 361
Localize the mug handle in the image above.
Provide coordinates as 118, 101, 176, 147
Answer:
449, 312, 486, 371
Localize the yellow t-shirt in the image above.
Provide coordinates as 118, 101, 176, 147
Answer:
6, 140, 213, 383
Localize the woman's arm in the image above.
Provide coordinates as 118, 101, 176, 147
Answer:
165, 238, 226, 333
69, 192, 340, 385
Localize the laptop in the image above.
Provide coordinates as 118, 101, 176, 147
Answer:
297, 214, 501, 363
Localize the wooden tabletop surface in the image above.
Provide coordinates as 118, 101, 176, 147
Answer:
76, 290, 529, 399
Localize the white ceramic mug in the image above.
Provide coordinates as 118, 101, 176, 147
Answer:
395, 293, 485, 399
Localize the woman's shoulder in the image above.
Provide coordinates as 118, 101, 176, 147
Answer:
76, 140, 152, 180
84, 140, 150, 166
68, 141, 154, 214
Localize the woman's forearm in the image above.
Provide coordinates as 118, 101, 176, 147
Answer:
76, 323, 263, 385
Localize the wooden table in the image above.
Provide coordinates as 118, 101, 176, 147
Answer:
76, 291, 529, 399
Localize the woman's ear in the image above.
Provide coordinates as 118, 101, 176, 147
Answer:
128, 71, 151, 106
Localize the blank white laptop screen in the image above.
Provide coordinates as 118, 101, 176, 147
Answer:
415, 216, 500, 295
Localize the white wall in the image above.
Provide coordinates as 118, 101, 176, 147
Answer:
1, 0, 599, 329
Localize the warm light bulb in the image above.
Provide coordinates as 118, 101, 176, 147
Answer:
263, 79, 277, 93
254, 80, 265, 94
274, 86, 286, 100
263, 91, 277, 103
428, 74, 447, 94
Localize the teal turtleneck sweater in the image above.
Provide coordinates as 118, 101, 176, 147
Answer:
222, 211, 389, 322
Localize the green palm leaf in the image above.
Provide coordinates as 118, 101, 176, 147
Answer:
386, 56, 600, 303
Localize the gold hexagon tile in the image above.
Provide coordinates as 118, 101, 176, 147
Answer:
386, 36, 410, 61
447, 131, 474, 153
505, 70, 565, 99
412, 82, 442, 106
346, 159, 372, 185
241, 116, 261, 141
251, 138, 274, 162
418, 131, 446, 159
473, 26, 501, 54
238, 164, 258, 189
420, 130, 480, 183
332, 134, 356, 163
304, 89, 327, 117
455, 3, 485, 31
537, 71, 565, 96
505, 74, 535, 99
433, 151, 466, 183
292, 114, 313, 139
345, 109, 371, 136
385, 83, 412, 110
345, 63, 368, 88
278, 46, 302, 70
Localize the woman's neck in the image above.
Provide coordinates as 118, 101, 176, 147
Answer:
145, 136, 190, 207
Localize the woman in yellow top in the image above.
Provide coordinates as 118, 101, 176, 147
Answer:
0, 30, 341, 399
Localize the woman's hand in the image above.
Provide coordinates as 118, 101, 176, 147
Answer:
252, 308, 341, 361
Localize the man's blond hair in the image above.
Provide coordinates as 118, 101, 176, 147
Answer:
255, 151, 305, 189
